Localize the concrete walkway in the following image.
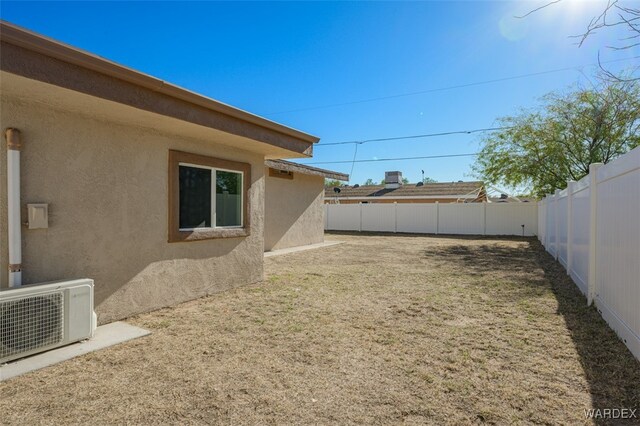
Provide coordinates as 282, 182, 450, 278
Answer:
264, 240, 344, 258
1, 321, 150, 381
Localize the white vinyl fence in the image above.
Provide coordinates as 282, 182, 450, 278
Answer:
325, 202, 538, 236
538, 146, 640, 361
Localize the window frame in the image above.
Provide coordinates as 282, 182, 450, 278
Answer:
168, 150, 251, 242
178, 162, 244, 231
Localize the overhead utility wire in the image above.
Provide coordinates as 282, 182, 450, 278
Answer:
317, 126, 510, 146
349, 143, 359, 179
307, 153, 479, 165
266, 56, 639, 115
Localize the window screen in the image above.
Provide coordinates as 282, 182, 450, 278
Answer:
216, 171, 242, 227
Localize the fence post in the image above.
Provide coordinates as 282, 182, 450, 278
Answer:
435, 201, 439, 235
325, 204, 328, 230
359, 202, 363, 232
483, 201, 487, 236
566, 181, 575, 276
554, 189, 560, 260
541, 199, 546, 246
545, 197, 550, 249
394, 202, 398, 233
546, 198, 549, 244
538, 200, 542, 243
587, 163, 602, 306
538, 198, 547, 245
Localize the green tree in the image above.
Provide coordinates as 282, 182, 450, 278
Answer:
324, 179, 342, 188
363, 178, 377, 186
423, 177, 438, 183
473, 79, 640, 198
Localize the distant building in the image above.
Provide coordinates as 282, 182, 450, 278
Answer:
325, 171, 487, 204
488, 194, 536, 203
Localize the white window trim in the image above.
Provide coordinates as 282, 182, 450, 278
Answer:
178, 162, 244, 231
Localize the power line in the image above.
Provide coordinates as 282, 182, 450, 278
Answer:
306, 152, 480, 165
349, 143, 359, 178
265, 56, 639, 115
317, 126, 510, 146
335, 127, 508, 179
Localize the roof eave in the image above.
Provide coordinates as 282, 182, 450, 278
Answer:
266, 160, 348, 181
0, 21, 320, 154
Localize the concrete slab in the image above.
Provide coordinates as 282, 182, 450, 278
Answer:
0, 321, 150, 381
264, 240, 344, 258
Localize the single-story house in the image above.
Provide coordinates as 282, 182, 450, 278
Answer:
265, 160, 347, 251
326, 171, 487, 204
0, 21, 344, 324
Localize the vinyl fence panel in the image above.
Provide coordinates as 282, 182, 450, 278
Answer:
557, 190, 569, 268
546, 195, 557, 258
538, 146, 640, 361
396, 203, 438, 234
537, 199, 546, 244
486, 203, 538, 236
438, 203, 485, 235
324, 201, 538, 236
593, 149, 640, 360
361, 204, 395, 232
569, 176, 590, 296
326, 203, 360, 231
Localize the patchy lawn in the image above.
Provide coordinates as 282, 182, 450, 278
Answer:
1, 233, 638, 425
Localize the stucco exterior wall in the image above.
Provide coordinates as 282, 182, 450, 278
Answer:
264, 170, 324, 251
0, 96, 265, 324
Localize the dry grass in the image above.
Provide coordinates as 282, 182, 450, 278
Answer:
1, 233, 639, 425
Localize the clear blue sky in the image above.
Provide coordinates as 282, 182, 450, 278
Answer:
1, 1, 637, 185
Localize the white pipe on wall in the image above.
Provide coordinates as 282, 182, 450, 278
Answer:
6, 128, 22, 287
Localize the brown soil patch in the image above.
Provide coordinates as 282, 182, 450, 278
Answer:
1, 233, 638, 425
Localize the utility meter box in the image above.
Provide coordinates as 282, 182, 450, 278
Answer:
27, 203, 49, 229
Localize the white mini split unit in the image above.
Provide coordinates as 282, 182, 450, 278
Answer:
0, 279, 96, 364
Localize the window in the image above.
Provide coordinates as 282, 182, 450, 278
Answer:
178, 165, 243, 229
169, 150, 251, 242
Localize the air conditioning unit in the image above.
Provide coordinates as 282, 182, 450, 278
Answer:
0, 279, 96, 364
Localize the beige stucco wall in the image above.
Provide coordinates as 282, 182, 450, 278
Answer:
264, 170, 324, 251
0, 96, 266, 324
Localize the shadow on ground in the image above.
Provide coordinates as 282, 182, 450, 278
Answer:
422, 236, 640, 424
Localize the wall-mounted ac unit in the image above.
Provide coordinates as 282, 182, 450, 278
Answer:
0, 279, 95, 364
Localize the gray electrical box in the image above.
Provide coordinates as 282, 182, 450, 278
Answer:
27, 203, 49, 229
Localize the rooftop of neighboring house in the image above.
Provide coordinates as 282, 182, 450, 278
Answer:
488, 195, 537, 203
325, 180, 486, 200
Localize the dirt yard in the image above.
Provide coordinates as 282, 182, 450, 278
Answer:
1, 233, 639, 425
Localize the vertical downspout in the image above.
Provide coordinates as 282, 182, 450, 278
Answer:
6, 128, 22, 287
